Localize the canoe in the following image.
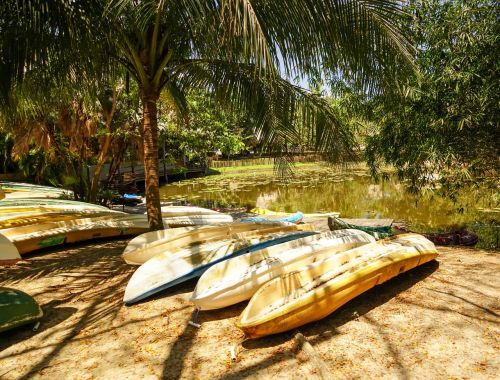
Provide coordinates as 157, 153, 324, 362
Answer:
0, 232, 21, 265
0, 288, 43, 333
123, 222, 308, 265
251, 208, 340, 218
191, 229, 375, 310
237, 233, 438, 338
240, 212, 304, 224
328, 216, 393, 239
123, 230, 318, 304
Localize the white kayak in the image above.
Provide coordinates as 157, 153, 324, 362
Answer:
0, 232, 21, 265
123, 230, 318, 304
158, 206, 222, 217
191, 229, 375, 310
122, 222, 304, 265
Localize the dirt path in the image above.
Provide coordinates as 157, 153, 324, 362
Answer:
0, 219, 498, 379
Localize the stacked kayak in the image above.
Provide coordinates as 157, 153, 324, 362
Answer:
123, 227, 317, 304
237, 233, 438, 338
0, 181, 73, 199
191, 229, 375, 310
0, 288, 43, 333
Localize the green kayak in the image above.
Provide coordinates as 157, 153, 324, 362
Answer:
0, 287, 43, 333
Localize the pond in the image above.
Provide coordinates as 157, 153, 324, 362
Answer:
159, 164, 499, 249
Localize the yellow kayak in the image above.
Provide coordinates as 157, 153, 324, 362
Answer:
237, 233, 438, 338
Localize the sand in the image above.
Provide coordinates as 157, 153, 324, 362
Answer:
0, 217, 498, 379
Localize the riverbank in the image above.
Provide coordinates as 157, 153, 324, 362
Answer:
0, 217, 498, 379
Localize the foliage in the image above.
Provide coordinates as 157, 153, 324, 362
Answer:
159, 92, 246, 163
365, 0, 499, 196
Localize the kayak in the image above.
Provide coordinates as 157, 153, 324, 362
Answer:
123, 222, 309, 265
0, 287, 43, 333
3, 214, 233, 255
0, 232, 21, 265
328, 216, 393, 239
123, 230, 318, 304
191, 229, 375, 310
158, 206, 222, 217
251, 208, 340, 218
0, 210, 123, 230
240, 212, 304, 224
237, 233, 438, 338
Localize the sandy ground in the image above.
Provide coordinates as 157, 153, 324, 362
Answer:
0, 217, 499, 380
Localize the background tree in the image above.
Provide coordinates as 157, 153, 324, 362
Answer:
365, 0, 499, 197
2, 0, 414, 230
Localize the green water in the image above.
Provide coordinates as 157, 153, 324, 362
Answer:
160, 164, 499, 249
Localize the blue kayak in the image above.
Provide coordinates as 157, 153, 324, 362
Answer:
240, 211, 304, 224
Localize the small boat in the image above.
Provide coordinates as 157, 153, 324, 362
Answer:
123, 222, 310, 265
237, 233, 438, 338
240, 211, 304, 224
0, 181, 73, 199
0, 232, 21, 265
123, 230, 318, 304
0, 210, 123, 230
0, 288, 43, 333
251, 208, 340, 218
191, 229, 375, 310
328, 216, 393, 239
0, 199, 112, 213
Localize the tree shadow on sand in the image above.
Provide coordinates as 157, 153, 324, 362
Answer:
0, 238, 138, 379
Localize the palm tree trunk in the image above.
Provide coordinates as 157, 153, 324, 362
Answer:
142, 92, 164, 230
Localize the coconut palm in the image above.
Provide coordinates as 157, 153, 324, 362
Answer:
2, 1, 414, 230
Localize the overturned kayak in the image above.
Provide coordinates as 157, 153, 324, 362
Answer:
191, 229, 375, 310
123, 222, 308, 265
0, 210, 123, 230
0, 181, 73, 199
0, 287, 43, 333
2, 213, 234, 255
123, 230, 318, 304
0, 232, 21, 265
237, 233, 438, 338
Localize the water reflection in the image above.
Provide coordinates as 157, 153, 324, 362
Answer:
159, 166, 499, 249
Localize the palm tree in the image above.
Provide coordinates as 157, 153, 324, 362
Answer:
2, 1, 414, 230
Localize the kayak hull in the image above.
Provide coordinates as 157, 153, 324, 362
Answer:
237, 234, 438, 338
0, 288, 43, 333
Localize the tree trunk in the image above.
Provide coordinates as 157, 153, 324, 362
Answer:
89, 132, 112, 202
142, 91, 164, 230
89, 88, 117, 203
